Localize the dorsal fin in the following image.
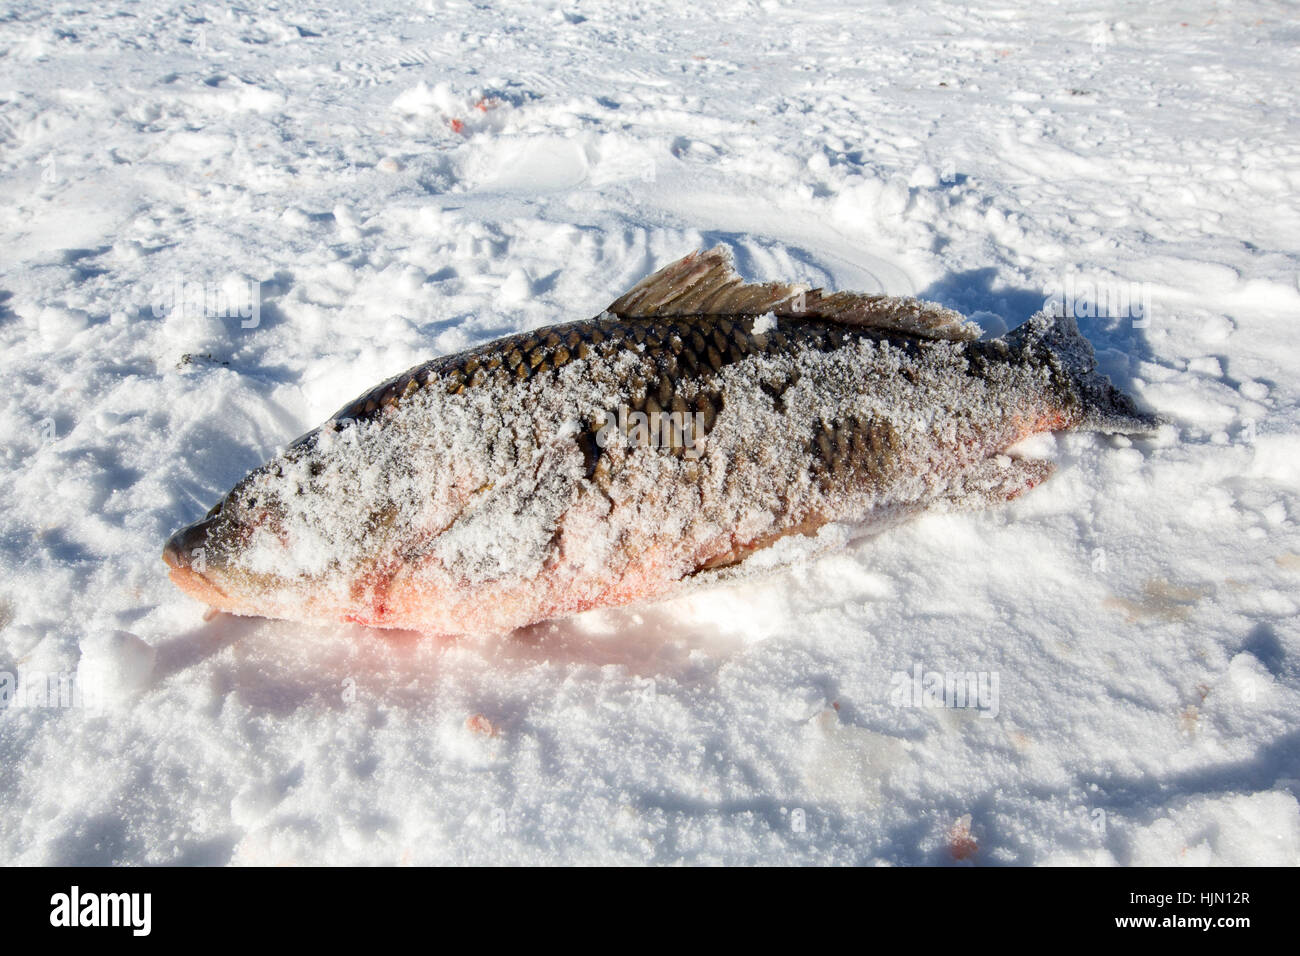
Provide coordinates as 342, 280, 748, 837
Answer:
604, 246, 979, 341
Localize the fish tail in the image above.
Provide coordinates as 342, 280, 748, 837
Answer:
1005, 311, 1162, 434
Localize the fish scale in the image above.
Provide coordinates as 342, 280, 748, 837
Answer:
163, 247, 1159, 636
334, 312, 859, 459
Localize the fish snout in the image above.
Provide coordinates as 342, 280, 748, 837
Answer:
162, 517, 217, 571
163, 515, 243, 609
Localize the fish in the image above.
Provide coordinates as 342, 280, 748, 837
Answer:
162, 246, 1159, 635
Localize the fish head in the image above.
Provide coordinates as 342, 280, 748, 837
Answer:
162, 416, 454, 626
162, 455, 313, 616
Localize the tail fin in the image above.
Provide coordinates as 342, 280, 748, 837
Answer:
1004, 311, 1162, 434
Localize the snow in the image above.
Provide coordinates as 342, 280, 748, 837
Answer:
1, 0, 1298, 865
75, 629, 157, 708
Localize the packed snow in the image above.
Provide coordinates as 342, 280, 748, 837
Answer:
1, 0, 1298, 865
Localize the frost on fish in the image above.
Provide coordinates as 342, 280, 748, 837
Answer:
163, 246, 1159, 635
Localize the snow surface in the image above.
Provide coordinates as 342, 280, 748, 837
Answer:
2, 0, 1299, 865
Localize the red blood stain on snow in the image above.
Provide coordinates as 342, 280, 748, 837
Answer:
466, 714, 497, 736
948, 815, 978, 861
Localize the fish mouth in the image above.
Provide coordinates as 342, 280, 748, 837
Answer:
162, 516, 215, 571
162, 517, 232, 603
